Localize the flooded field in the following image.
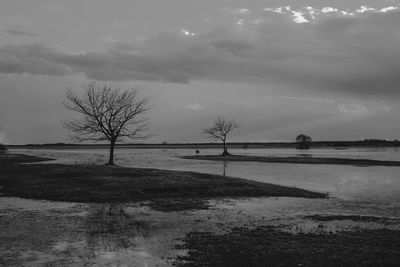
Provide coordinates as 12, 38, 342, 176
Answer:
12, 147, 400, 216
2, 147, 400, 266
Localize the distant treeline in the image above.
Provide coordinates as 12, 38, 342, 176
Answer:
0, 143, 7, 152
7, 139, 400, 149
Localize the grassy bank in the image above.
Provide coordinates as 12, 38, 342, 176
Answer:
0, 153, 54, 164
182, 154, 400, 166
177, 226, 400, 266
0, 154, 326, 211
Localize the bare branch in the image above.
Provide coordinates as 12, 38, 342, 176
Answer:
64, 82, 150, 164
203, 117, 238, 155
203, 117, 239, 142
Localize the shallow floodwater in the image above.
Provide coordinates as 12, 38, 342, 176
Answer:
3, 147, 400, 265
1, 196, 399, 266
12, 147, 400, 216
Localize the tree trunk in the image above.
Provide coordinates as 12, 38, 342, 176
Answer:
108, 140, 116, 165
222, 140, 229, 156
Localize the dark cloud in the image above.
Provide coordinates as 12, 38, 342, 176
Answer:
4, 29, 37, 37
0, 10, 399, 96
0, 44, 70, 75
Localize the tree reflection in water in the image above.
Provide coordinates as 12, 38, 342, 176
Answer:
85, 203, 148, 254
222, 160, 228, 176
296, 154, 312, 158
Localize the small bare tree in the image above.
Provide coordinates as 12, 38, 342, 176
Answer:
64, 82, 149, 165
203, 117, 239, 156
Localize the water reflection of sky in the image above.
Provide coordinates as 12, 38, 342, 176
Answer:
1, 196, 399, 266
11, 147, 400, 216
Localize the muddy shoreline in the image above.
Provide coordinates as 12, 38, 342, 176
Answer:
182, 154, 400, 166
177, 226, 400, 266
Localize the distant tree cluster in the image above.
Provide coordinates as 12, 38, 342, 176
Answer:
296, 134, 312, 149
363, 139, 387, 142
0, 143, 7, 153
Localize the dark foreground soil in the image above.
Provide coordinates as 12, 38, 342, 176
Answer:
304, 214, 400, 223
176, 226, 400, 267
0, 154, 326, 211
182, 154, 400, 166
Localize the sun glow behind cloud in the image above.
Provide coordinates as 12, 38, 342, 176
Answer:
182, 29, 195, 36
380, 6, 399, 12
179, 103, 205, 111
338, 104, 368, 113
262, 5, 399, 23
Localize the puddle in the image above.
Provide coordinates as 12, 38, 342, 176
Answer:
1, 196, 399, 266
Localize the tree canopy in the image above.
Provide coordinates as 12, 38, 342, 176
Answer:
64, 82, 149, 165
203, 117, 239, 155
296, 134, 312, 149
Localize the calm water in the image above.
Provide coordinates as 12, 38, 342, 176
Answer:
12, 147, 400, 215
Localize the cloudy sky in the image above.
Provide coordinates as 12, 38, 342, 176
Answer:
1, 0, 400, 144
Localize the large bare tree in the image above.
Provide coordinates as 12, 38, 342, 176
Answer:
203, 117, 239, 156
64, 82, 149, 165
